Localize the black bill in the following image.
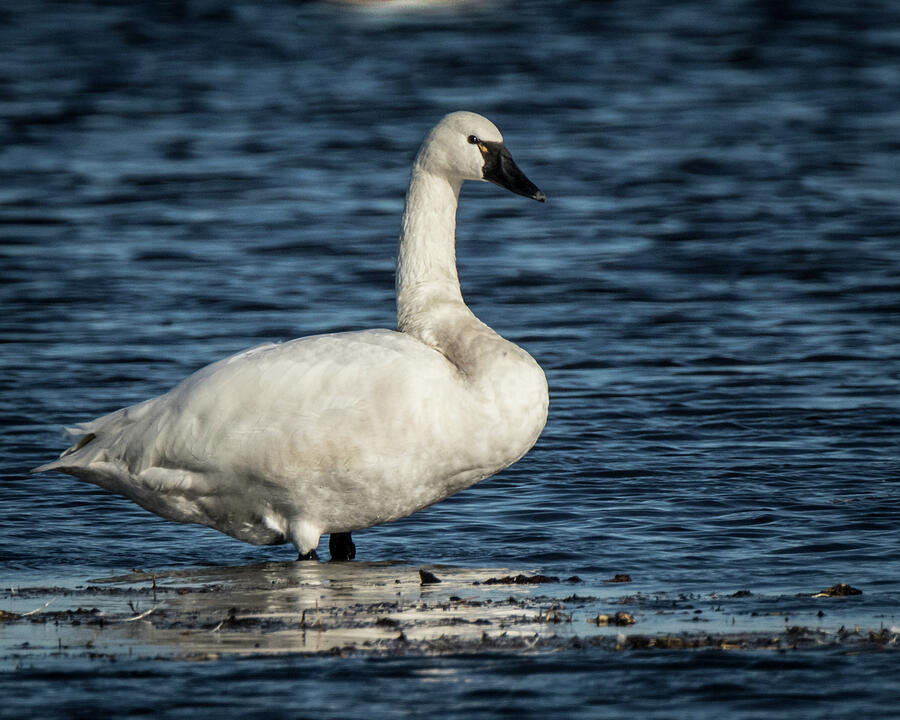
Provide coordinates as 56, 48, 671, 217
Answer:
479, 141, 546, 202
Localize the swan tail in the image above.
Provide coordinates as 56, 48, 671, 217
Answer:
32, 398, 155, 475
31, 430, 99, 473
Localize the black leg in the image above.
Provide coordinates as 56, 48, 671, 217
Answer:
297, 549, 319, 561
329, 532, 356, 561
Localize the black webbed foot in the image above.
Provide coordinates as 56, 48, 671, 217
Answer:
329, 532, 356, 561
297, 549, 319, 561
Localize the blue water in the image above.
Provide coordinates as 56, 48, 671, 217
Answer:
2, 0, 899, 716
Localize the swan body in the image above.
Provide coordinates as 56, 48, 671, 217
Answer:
34, 111, 548, 559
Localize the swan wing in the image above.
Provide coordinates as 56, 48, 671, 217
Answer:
34, 329, 479, 544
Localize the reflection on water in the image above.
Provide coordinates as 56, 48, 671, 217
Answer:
3, 561, 892, 661
2, 0, 899, 716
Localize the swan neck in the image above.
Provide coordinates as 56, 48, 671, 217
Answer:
396, 167, 466, 336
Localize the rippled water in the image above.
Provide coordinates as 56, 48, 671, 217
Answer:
2, 0, 899, 716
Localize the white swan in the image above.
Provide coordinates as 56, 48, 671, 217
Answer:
34, 111, 548, 561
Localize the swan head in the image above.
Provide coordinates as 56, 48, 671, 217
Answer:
415, 111, 546, 202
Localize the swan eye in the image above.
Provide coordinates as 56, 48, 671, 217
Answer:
467, 135, 479, 145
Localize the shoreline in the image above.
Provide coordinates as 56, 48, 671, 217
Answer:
3, 562, 897, 664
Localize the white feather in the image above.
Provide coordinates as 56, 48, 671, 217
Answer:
34, 111, 549, 556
